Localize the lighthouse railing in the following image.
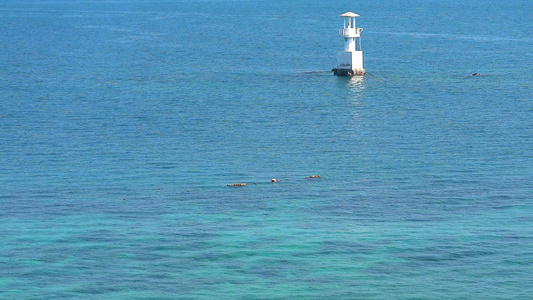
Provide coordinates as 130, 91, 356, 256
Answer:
339, 28, 362, 37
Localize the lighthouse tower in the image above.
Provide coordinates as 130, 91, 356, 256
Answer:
333, 12, 365, 76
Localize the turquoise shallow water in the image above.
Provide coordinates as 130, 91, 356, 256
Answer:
1, 0, 532, 299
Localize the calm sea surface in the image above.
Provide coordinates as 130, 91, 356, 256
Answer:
1, 0, 531, 299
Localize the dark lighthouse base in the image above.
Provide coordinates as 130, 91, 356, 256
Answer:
332, 68, 366, 76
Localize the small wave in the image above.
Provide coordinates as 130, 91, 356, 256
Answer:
374, 31, 531, 43
300, 70, 332, 74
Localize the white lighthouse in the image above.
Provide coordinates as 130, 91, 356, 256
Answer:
333, 12, 365, 76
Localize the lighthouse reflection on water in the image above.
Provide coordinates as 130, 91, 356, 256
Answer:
348, 75, 365, 93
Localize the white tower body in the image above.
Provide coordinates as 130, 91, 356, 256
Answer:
334, 12, 365, 76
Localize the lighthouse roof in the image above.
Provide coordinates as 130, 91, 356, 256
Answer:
340, 12, 359, 17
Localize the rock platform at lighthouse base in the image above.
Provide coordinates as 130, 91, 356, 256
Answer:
332, 68, 365, 76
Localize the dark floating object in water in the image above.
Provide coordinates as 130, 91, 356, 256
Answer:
227, 183, 247, 187
471, 73, 481, 76
306, 175, 321, 178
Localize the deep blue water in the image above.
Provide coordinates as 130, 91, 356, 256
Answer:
1, 0, 532, 299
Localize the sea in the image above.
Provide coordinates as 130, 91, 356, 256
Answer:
0, 0, 531, 299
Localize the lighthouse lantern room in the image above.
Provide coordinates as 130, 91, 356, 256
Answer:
333, 12, 365, 76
